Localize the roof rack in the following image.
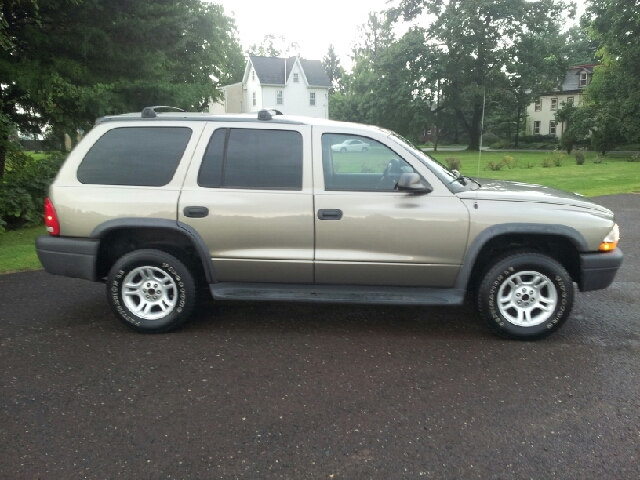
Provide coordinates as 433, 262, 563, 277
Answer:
257, 109, 283, 121
141, 106, 185, 118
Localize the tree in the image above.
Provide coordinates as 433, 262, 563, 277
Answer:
390, 0, 572, 150
322, 44, 345, 94
246, 35, 300, 57
0, 0, 245, 179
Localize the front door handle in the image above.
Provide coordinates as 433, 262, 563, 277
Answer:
317, 209, 343, 220
184, 206, 209, 218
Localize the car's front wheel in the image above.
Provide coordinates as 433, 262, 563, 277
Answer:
106, 249, 196, 333
477, 252, 574, 340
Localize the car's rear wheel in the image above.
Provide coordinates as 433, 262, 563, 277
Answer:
340, 147, 347, 153
106, 249, 196, 333
477, 252, 574, 340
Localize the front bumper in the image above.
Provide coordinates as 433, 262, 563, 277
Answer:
579, 248, 624, 292
36, 235, 99, 281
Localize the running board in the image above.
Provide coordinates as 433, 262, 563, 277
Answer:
209, 283, 465, 306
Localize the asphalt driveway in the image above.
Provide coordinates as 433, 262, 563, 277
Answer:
0, 195, 638, 479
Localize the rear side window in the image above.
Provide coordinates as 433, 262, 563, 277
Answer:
198, 128, 303, 190
77, 127, 192, 186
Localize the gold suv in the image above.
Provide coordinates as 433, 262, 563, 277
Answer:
36, 107, 623, 339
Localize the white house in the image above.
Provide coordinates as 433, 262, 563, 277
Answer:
209, 56, 332, 118
525, 64, 597, 138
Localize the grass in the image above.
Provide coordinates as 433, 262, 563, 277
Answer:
429, 150, 640, 197
0, 225, 46, 274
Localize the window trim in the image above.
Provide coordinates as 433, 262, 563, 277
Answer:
550, 98, 558, 111
276, 90, 283, 105
293, 73, 299, 83
252, 92, 256, 107
310, 92, 316, 106
535, 98, 541, 112
579, 71, 588, 87
567, 96, 574, 105
549, 120, 557, 135
533, 121, 541, 135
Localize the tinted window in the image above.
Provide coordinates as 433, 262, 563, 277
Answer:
223, 129, 302, 190
322, 133, 416, 191
77, 127, 192, 186
198, 128, 227, 188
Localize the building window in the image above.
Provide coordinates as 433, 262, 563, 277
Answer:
252, 92, 256, 107
276, 90, 283, 105
579, 72, 588, 87
252, 71, 255, 82
534, 121, 541, 135
310, 92, 316, 106
293, 73, 299, 83
551, 98, 558, 111
567, 97, 574, 105
549, 121, 557, 135
535, 98, 541, 112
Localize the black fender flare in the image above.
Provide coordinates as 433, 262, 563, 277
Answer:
454, 223, 588, 291
91, 218, 217, 283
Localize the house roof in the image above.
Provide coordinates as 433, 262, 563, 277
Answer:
249, 56, 331, 87
560, 64, 598, 92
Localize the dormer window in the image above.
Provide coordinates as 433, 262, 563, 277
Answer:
579, 71, 588, 87
293, 73, 299, 83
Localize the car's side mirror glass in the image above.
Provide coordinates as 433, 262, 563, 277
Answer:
396, 173, 433, 194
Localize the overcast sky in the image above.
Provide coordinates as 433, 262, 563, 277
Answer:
207, 0, 586, 69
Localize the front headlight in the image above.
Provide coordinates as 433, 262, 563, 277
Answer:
599, 224, 620, 252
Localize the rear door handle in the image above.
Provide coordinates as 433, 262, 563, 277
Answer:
184, 206, 209, 218
317, 209, 343, 220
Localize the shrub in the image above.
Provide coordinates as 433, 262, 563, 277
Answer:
523, 162, 534, 169
542, 158, 553, 168
519, 134, 558, 145
481, 132, 500, 145
486, 161, 504, 171
502, 155, 516, 169
445, 157, 461, 170
490, 140, 514, 149
0, 150, 66, 232
594, 155, 603, 164
575, 151, 585, 165
627, 154, 640, 163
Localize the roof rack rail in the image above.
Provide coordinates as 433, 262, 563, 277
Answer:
257, 109, 283, 121
141, 106, 185, 118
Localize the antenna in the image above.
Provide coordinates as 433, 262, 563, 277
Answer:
474, 88, 486, 208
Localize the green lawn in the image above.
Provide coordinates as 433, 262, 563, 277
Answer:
0, 225, 46, 274
429, 150, 640, 197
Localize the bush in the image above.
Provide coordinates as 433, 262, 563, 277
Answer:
502, 155, 516, 169
486, 160, 504, 171
594, 155, 603, 164
481, 132, 500, 145
523, 162, 534, 169
575, 151, 585, 165
0, 150, 66, 232
445, 157, 461, 170
519, 134, 558, 145
489, 140, 514, 149
542, 158, 553, 168
627, 154, 640, 163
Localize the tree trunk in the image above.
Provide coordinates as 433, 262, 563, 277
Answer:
0, 143, 6, 181
515, 103, 522, 147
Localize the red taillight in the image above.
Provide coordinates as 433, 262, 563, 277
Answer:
44, 198, 60, 236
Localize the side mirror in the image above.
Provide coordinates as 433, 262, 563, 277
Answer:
397, 173, 433, 194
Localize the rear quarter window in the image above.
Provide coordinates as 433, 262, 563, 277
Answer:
77, 127, 192, 186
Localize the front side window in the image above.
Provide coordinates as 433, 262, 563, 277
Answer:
310, 92, 316, 106
276, 90, 283, 105
534, 121, 541, 135
321, 134, 417, 191
77, 127, 192, 186
198, 128, 303, 190
535, 98, 541, 112
551, 98, 558, 111
549, 121, 557, 135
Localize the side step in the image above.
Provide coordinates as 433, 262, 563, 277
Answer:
209, 283, 465, 306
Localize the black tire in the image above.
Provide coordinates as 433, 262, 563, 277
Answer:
106, 249, 197, 333
340, 147, 347, 153
477, 253, 574, 340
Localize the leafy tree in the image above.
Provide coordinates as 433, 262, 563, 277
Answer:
562, 25, 598, 65
322, 44, 345, 94
0, 0, 245, 179
247, 34, 300, 57
390, 0, 572, 150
